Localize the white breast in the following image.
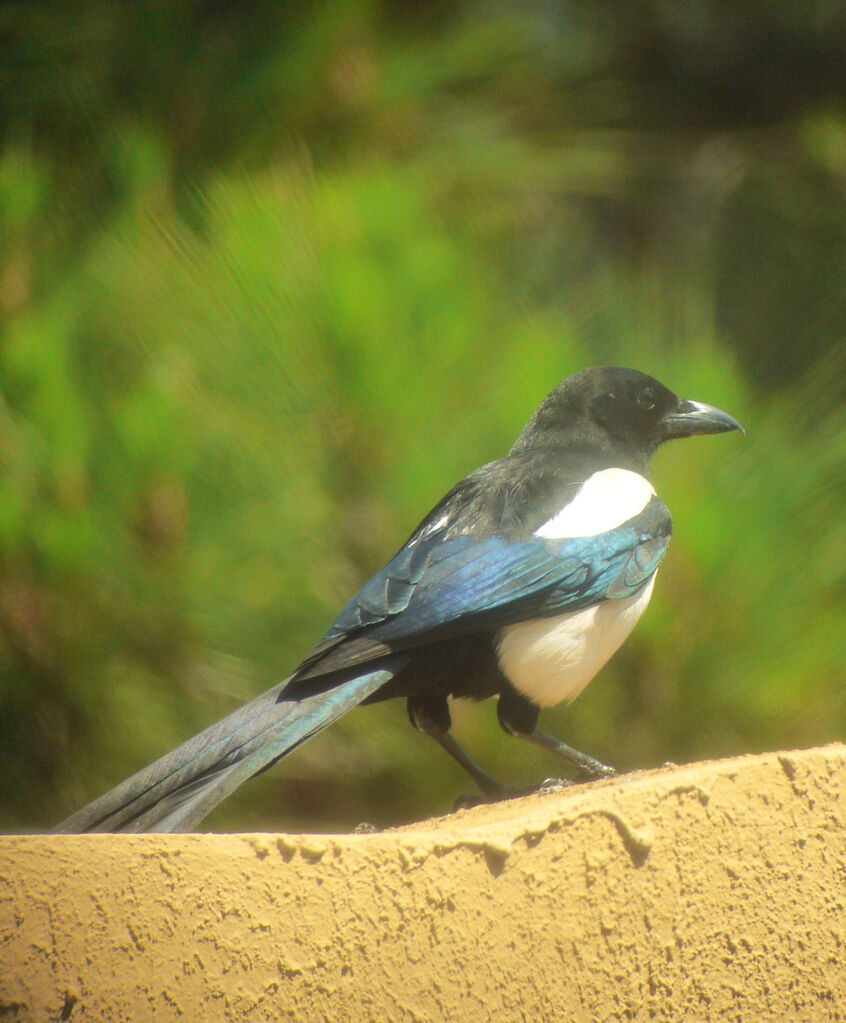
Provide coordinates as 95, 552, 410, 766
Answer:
496, 467, 658, 708
496, 577, 655, 707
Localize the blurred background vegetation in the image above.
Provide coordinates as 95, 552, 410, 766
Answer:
1, 0, 845, 832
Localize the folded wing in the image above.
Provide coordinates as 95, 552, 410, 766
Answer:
292, 495, 672, 683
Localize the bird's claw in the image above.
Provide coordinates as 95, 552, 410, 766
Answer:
537, 776, 571, 795
454, 783, 527, 811
454, 792, 485, 811
579, 760, 617, 780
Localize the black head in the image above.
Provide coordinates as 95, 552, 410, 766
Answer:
511, 367, 743, 470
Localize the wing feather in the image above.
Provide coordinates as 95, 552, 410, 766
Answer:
293, 496, 672, 683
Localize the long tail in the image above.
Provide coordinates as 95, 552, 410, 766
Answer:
54, 661, 403, 834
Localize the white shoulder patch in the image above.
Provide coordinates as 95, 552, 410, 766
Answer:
535, 468, 655, 540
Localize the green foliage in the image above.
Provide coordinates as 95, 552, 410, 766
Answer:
1, 1, 845, 830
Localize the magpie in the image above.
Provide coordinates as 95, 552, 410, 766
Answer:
56, 367, 742, 833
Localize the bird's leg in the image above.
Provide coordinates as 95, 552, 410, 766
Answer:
497, 689, 617, 780
407, 694, 512, 800
518, 729, 617, 779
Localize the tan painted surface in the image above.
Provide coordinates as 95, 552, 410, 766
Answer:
2, 745, 845, 1022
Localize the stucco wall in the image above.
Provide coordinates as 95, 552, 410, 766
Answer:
2, 744, 845, 1021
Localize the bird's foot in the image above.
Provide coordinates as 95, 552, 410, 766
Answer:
453, 782, 531, 811
454, 775, 581, 811
578, 759, 617, 780
537, 776, 571, 795
453, 792, 485, 811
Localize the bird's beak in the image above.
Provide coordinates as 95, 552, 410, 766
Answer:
660, 399, 745, 440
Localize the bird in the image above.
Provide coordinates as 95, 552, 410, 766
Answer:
55, 366, 743, 833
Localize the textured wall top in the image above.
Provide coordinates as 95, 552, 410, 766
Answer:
2, 745, 845, 1022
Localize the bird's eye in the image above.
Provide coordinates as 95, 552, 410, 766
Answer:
637, 387, 656, 411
